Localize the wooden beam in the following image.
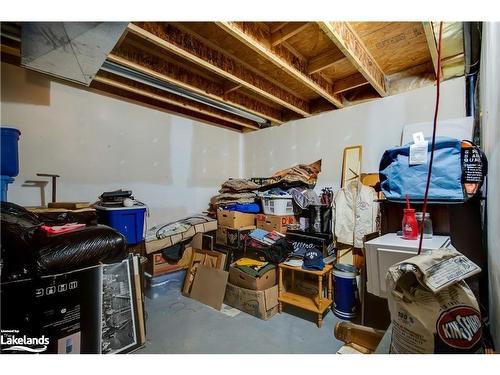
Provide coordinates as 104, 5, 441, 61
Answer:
307, 49, 346, 74
223, 81, 242, 95
422, 22, 443, 79
1, 44, 20, 57
270, 22, 289, 34
216, 22, 343, 108
271, 22, 309, 47
127, 23, 310, 117
333, 73, 369, 94
94, 72, 260, 130
318, 22, 387, 96
108, 48, 283, 124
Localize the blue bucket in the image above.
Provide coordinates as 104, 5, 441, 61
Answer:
333, 263, 359, 319
1, 127, 21, 177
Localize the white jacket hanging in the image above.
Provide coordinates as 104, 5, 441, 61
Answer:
333, 180, 379, 248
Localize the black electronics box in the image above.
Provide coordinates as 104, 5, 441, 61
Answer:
285, 230, 335, 257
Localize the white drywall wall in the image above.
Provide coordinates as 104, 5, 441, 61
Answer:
481, 22, 500, 347
1, 63, 241, 226
243, 77, 466, 191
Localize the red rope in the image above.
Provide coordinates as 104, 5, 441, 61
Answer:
417, 22, 444, 255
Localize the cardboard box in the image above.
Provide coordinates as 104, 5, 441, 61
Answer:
217, 210, 255, 229
216, 226, 228, 246
145, 232, 212, 276
256, 214, 297, 234
217, 225, 255, 249
224, 283, 279, 320
146, 247, 193, 276
226, 225, 255, 249
145, 219, 217, 254
228, 263, 276, 291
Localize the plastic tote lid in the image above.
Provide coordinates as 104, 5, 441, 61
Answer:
333, 263, 358, 274
1, 127, 21, 136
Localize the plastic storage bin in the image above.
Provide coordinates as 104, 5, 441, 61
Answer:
144, 269, 186, 299
1, 127, 21, 177
96, 205, 146, 245
261, 194, 297, 215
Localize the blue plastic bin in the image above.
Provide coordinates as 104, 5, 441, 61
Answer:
144, 269, 186, 299
1, 127, 21, 177
96, 205, 146, 245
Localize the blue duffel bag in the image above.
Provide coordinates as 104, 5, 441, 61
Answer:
379, 137, 465, 203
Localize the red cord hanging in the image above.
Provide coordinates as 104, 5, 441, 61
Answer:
417, 22, 444, 255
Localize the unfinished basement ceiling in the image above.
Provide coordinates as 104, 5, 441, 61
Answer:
0, 22, 464, 132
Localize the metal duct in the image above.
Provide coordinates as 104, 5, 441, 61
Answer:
101, 60, 269, 126
463, 22, 482, 118
21, 22, 128, 86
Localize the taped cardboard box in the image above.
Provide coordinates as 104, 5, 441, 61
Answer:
145, 220, 217, 254
145, 232, 210, 276
217, 210, 255, 229
145, 247, 193, 276
216, 225, 256, 249
228, 263, 276, 291
224, 283, 279, 320
256, 214, 297, 234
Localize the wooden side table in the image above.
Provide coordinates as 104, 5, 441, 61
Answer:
278, 263, 333, 327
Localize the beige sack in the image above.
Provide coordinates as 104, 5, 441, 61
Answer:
386, 248, 483, 354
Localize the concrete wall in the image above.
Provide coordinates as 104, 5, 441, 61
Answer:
243, 77, 466, 190
1, 63, 242, 226
480, 22, 500, 347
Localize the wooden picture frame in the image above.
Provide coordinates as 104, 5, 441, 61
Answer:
341, 145, 363, 188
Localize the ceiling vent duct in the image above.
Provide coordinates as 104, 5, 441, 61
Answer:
21, 22, 128, 86
101, 60, 270, 126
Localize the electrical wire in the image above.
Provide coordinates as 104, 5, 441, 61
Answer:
417, 22, 444, 255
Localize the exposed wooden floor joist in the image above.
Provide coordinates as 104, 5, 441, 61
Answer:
333, 73, 369, 94
318, 22, 387, 97
307, 50, 346, 75
216, 22, 343, 108
128, 22, 311, 117
271, 22, 309, 47
1, 21, 464, 132
422, 22, 443, 79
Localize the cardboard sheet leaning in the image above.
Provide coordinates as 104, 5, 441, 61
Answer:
386, 247, 483, 354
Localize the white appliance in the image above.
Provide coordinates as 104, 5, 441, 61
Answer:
364, 233, 451, 298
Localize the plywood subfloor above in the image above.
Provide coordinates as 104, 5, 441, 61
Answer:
1, 21, 464, 132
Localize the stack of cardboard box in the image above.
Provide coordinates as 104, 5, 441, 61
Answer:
144, 220, 217, 277
216, 210, 256, 249
224, 261, 279, 320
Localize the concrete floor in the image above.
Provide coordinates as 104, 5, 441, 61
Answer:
136, 280, 345, 354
